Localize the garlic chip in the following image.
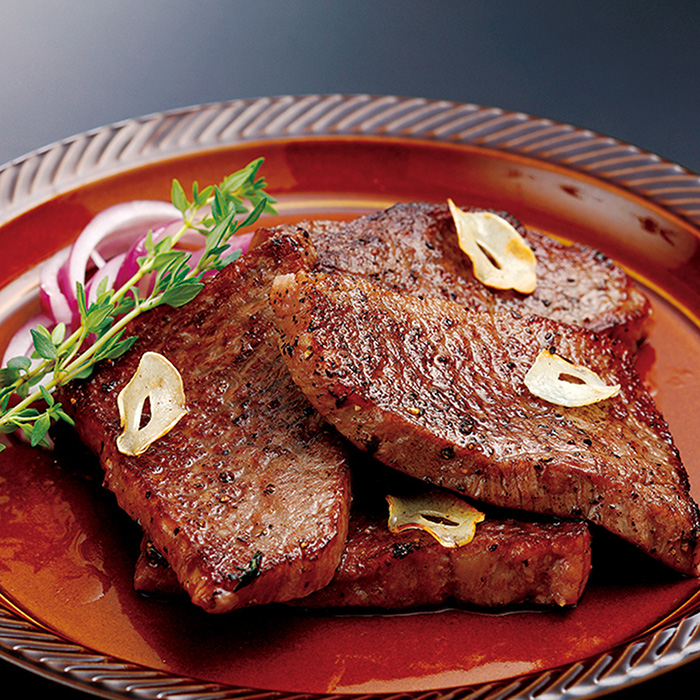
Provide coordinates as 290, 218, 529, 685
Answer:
386, 491, 485, 548
524, 349, 621, 407
116, 351, 188, 456
448, 199, 537, 294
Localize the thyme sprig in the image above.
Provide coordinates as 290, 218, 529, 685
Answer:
0, 158, 276, 451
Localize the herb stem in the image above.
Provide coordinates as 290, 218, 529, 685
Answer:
0, 158, 275, 449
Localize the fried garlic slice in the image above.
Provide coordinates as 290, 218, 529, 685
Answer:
448, 198, 537, 294
386, 491, 485, 548
524, 349, 621, 407
116, 351, 188, 456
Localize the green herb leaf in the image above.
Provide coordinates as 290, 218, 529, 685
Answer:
0, 159, 276, 446
8, 356, 32, 372
0, 367, 20, 387
30, 412, 51, 447
100, 335, 137, 361
31, 327, 58, 360
158, 282, 204, 308
234, 551, 263, 592
39, 385, 55, 407
171, 179, 189, 213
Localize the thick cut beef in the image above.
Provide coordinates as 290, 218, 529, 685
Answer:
134, 515, 592, 609
298, 513, 591, 609
133, 459, 592, 609
269, 270, 700, 575
306, 462, 592, 608
299, 202, 650, 345
134, 461, 592, 610
61, 228, 352, 613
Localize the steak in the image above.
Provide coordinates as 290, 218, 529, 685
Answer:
134, 462, 593, 609
297, 202, 650, 345
60, 227, 352, 613
135, 535, 182, 597
269, 269, 700, 575
135, 514, 592, 609
299, 512, 591, 609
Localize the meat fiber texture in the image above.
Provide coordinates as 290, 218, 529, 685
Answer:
134, 461, 593, 609
298, 512, 591, 609
135, 514, 592, 609
269, 270, 700, 576
60, 227, 352, 613
298, 202, 651, 346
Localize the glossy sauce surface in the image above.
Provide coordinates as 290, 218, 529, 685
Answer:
1, 140, 700, 694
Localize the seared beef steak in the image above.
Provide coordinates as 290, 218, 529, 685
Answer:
135, 460, 593, 611
299, 202, 650, 345
269, 270, 700, 575
135, 514, 592, 609
61, 228, 352, 613
299, 513, 591, 609
133, 453, 593, 610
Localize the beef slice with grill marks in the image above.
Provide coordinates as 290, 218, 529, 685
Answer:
60, 227, 352, 613
269, 269, 700, 576
296, 202, 650, 346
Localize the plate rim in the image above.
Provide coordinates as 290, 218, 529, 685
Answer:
2, 93, 700, 700
3, 94, 700, 229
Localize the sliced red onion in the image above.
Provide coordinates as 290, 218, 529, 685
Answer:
2, 313, 53, 366
110, 222, 252, 295
229, 231, 255, 256
113, 219, 191, 292
57, 201, 181, 324
24, 199, 255, 368
39, 248, 73, 326
85, 253, 127, 307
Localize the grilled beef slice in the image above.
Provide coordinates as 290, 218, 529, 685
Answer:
298, 513, 591, 609
297, 202, 650, 345
269, 270, 700, 575
135, 514, 592, 609
60, 227, 352, 612
134, 471, 592, 610
133, 458, 592, 609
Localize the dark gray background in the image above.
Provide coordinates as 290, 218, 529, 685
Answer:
2, 1, 700, 698
2, 1, 700, 173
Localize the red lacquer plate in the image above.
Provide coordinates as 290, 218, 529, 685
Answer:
1, 95, 700, 700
